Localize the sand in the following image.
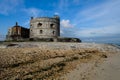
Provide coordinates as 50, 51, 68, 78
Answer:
88, 51, 120, 80
0, 42, 120, 80
62, 48, 120, 80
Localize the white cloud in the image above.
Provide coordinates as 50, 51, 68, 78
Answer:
23, 8, 41, 17
58, 0, 81, 10
61, 19, 74, 28
54, 12, 59, 15
75, 0, 120, 23
60, 30, 64, 34
0, 0, 23, 15
75, 25, 120, 37
72, 0, 120, 38
58, 0, 69, 9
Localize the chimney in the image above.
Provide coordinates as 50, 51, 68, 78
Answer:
31, 17, 33, 20
16, 22, 18, 26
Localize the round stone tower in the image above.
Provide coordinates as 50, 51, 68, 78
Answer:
30, 15, 60, 39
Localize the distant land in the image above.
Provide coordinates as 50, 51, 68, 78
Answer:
0, 37, 120, 46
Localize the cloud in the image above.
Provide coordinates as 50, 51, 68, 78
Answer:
60, 30, 64, 34
61, 19, 74, 28
78, 0, 120, 23
58, 0, 69, 9
23, 8, 41, 17
58, 0, 82, 9
0, 0, 23, 15
72, 0, 120, 38
60, 19, 76, 37
54, 12, 59, 15
75, 25, 120, 37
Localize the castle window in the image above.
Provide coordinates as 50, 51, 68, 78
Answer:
50, 24, 55, 28
38, 23, 42, 27
53, 31, 55, 35
40, 30, 43, 34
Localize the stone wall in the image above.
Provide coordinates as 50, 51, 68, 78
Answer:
30, 15, 60, 39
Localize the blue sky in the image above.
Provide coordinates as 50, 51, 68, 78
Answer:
0, 0, 120, 43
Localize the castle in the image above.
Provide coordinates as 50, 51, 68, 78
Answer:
6, 15, 81, 42
30, 15, 60, 39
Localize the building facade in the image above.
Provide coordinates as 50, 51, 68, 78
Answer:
6, 22, 29, 41
30, 15, 60, 39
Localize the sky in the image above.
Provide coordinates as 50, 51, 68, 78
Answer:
0, 0, 120, 44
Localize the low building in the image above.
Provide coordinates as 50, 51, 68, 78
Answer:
6, 22, 29, 41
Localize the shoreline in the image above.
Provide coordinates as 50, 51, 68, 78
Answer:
0, 42, 120, 80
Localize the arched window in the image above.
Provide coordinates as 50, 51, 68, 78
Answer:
38, 23, 42, 27
40, 30, 43, 34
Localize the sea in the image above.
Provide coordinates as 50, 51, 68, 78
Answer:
91, 42, 120, 49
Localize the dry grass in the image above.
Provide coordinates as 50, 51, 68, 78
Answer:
0, 47, 106, 80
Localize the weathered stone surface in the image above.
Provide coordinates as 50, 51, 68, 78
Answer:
30, 15, 60, 39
